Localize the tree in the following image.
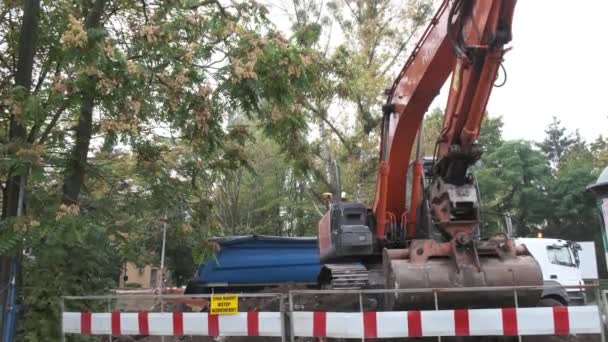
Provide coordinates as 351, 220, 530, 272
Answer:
1, 0, 41, 334
477, 115, 504, 154
264, 0, 434, 205
213, 128, 319, 237
591, 135, 608, 168
545, 149, 599, 240
61, 0, 106, 206
476, 140, 551, 236
0, 0, 324, 337
421, 108, 443, 156
421, 108, 504, 156
537, 116, 576, 167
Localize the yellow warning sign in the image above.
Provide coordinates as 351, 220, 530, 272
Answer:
210, 294, 239, 315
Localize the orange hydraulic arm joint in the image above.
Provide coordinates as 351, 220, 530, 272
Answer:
373, 0, 516, 242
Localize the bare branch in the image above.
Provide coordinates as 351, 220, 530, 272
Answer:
34, 51, 61, 94
188, 0, 230, 19
36, 101, 70, 145
341, 0, 360, 22
303, 100, 352, 151
379, 32, 415, 77
292, 0, 301, 25
139, 0, 149, 23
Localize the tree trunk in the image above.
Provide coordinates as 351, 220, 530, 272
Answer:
3, 0, 40, 218
1, 0, 40, 337
61, 0, 106, 205
62, 93, 94, 204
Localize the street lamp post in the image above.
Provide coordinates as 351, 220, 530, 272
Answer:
587, 166, 608, 272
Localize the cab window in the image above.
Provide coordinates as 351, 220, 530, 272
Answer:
547, 246, 575, 267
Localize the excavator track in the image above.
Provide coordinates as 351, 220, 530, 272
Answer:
322, 263, 368, 290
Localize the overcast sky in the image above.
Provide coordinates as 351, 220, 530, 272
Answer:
434, 0, 608, 142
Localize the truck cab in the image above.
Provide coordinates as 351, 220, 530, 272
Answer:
516, 238, 584, 305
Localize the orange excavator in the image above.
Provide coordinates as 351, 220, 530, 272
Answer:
317, 0, 543, 309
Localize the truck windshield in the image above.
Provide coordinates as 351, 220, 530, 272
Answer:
547, 246, 575, 267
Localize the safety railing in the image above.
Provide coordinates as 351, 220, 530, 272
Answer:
61, 285, 607, 341
288, 284, 606, 341
61, 292, 285, 341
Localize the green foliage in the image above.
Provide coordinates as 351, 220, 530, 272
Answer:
19, 217, 120, 341
422, 108, 503, 156
476, 140, 551, 235
422, 108, 443, 156
591, 135, 608, 168
213, 130, 319, 237
544, 151, 598, 240
536, 116, 577, 167
477, 115, 504, 154
125, 282, 142, 289
1, 0, 329, 337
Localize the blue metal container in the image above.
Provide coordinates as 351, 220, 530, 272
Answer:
187, 235, 321, 293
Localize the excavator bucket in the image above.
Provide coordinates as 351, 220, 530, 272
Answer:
382, 236, 543, 310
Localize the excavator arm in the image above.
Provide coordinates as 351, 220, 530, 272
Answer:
318, 1, 542, 307
375, 0, 516, 241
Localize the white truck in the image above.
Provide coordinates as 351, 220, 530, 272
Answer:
516, 238, 597, 306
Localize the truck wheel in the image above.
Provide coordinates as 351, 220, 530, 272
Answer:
538, 297, 565, 307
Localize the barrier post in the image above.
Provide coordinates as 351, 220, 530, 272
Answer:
359, 292, 364, 342
288, 291, 295, 342
433, 291, 441, 342
59, 297, 65, 342
279, 295, 286, 342
160, 292, 165, 342
107, 298, 112, 340
596, 286, 606, 342
513, 289, 521, 342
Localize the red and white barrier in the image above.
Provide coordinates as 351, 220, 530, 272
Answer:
291, 306, 602, 338
62, 311, 282, 337
63, 306, 602, 338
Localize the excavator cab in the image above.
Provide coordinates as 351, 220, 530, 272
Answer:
318, 201, 375, 263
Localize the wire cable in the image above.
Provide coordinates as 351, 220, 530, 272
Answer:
494, 63, 508, 87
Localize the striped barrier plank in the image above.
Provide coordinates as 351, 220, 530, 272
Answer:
62, 311, 282, 337
291, 306, 602, 338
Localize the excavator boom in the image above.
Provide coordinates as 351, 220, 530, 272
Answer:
317, 0, 542, 308
375, 0, 516, 240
